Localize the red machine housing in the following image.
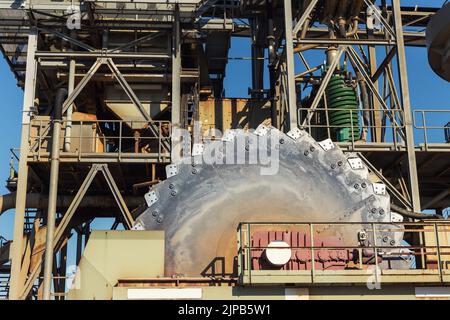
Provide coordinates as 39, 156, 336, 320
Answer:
251, 230, 355, 270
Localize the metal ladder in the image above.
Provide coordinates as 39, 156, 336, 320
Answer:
0, 208, 39, 300
24, 209, 39, 234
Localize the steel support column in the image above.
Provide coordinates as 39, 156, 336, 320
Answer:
42, 88, 66, 300
392, 0, 421, 212
9, 30, 37, 300
283, 0, 298, 131
20, 164, 133, 299
171, 6, 182, 161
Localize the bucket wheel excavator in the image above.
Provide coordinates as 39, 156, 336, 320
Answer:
133, 125, 404, 277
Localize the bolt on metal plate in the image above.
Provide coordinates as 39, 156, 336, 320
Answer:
166, 164, 178, 178
372, 183, 386, 195
318, 139, 335, 151
254, 124, 269, 136
222, 130, 237, 142
287, 127, 304, 140
131, 222, 144, 230
144, 190, 158, 207
390, 212, 404, 223
347, 157, 364, 170
192, 143, 205, 156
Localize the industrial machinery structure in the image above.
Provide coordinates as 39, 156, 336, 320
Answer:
0, 0, 449, 300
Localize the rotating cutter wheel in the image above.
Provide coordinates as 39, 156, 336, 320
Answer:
133, 125, 400, 277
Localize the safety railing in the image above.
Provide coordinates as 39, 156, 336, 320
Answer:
413, 109, 450, 151
237, 221, 450, 285
298, 107, 406, 151
27, 119, 171, 163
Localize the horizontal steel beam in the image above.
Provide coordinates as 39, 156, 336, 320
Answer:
294, 39, 396, 46
35, 51, 171, 59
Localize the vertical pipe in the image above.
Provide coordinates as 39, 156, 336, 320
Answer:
392, 0, 421, 212
434, 222, 443, 282
326, 27, 338, 67
372, 222, 379, 286
171, 5, 182, 162
9, 30, 38, 300
267, 0, 278, 127
251, 16, 264, 98
75, 230, 83, 265
58, 242, 67, 300
64, 59, 76, 152
42, 88, 67, 300
283, 0, 298, 131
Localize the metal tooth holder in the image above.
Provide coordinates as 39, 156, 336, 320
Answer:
192, 143, 205, 156
222, 130, 237, 142
347, 157, 364, 170
287, 127, 304, 140
254, 124, 270, 136
131, 222, 144, 230
144, 190, 158, 207
166, 164, 179, 178
373, 183, 386, 195
318, 139, 335, 151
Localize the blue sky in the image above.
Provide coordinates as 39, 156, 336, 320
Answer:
0, 0, 449, 256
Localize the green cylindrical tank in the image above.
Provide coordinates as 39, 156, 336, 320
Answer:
325, 73, 360, 142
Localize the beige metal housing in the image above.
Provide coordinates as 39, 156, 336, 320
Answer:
67, 230, 164, 300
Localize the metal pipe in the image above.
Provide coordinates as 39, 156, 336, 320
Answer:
251, 16, 264, 97
345, 19, 359, 37
42, 87, 67, 300
64, 59, 75, 152
267, 0, 277, 127
390, 203, 442, 220
294, 18, 320, 53
422, 188, 450, 210
336, 0, 349, 37
326, 27, 338, 67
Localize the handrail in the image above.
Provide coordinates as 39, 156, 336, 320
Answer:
27, 119, 171, 162
298, 107, 405, 147
237, 221, 450, 285
413, 109, 450, 150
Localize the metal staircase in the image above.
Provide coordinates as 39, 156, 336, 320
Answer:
0, 236, 10, 299
0, 273, 10, 299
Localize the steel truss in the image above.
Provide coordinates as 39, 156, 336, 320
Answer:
0, 0, 448, 300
